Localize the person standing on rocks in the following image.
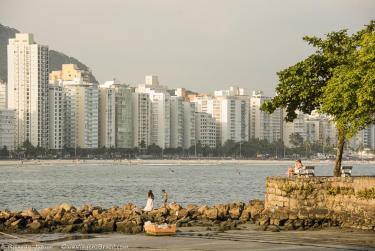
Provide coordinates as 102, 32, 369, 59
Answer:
144, 190, 154, 211
162, 189, 168, 207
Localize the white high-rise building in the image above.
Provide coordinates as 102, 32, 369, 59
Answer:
206, 97, 249, 146
115, 85, 134, 149
250, 91, 283, 143
283, 111, 337, 148
0, 109, 15, 150
369, 124, 375, 150
64, 81, 98, 149
0, 81, 6, 109
348, 126, 374, 150
145, 75, 159, 86
48, 84, 65, 149
195, 112, 216, 148
183, 101, 196, 149
135, 76, 170, 149
170, 96, 184, 148
99, 81, 116, 148
7, 33, 49, 148
99, 81, 134, 148
132, 92, 151, 148
149, 90, 170, 148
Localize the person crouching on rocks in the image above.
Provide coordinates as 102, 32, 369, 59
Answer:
162, 189, 168, 207
144, 190, 154, 211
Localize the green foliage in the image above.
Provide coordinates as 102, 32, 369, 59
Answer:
356, 187, 375, 200
326, 186, 355, 196
320, 27, 375, 138
281, 183, 298, 196
0, 146, 9, 158
289, 133, 304, 148
280, 182, 315, 198
261, 20, 375, 175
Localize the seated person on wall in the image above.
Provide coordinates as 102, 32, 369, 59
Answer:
288, 159, 304, 177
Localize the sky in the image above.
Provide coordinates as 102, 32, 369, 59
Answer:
0, 0, 374, 95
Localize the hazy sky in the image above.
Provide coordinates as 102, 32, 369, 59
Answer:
0, 0, 374, 95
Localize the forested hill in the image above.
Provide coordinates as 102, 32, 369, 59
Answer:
0, 23, 98, 83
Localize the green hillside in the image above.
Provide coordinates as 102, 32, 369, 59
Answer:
0, 24, 98, 83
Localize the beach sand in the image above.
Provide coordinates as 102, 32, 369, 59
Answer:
1, 224, 375, 251
0, 158, 373, 167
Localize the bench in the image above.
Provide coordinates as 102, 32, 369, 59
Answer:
297, 166, 315, 177
341, 166, 352, 177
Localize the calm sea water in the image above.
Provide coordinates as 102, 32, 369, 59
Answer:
0, 163, 374, 211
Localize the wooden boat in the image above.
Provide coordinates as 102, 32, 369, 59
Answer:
144, 223, 177, 236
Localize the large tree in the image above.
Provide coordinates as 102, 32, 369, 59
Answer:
261, 21, 375, 176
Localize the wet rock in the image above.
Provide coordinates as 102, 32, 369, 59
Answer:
116, 221, 142, 234
258, 215, 270, 226
62, 224, 81, 233
101, 220, 116, 232
266, 225, 280, 232
27, 220, 42, 232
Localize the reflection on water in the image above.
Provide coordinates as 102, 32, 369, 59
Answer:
0, 163, 374, 210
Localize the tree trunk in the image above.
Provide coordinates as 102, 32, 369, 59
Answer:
334, 128, 346, 177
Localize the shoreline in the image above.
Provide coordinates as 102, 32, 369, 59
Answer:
0, 159, 374, 167
1, 224, 375, 250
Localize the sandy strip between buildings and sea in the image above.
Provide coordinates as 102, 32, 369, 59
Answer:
0, 159, 374, 167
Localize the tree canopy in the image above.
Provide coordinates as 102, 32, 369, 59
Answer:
261, 21, 375, 176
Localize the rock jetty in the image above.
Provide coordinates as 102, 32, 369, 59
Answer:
1, 199, 374, 234
0, 201, 265, 234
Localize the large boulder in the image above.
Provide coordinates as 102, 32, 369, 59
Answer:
123, 203, 135, 211
198, 205, 209, 215
40, 208, 52, 218
214, 204, 229, 220
21, 208, 41, 219
229, 207, 242, 220
53, 208, 66, 221
58, 203, 76, 212
177, 208, 189, 219
0, 210, 12, 221
27, 220, 42, 232
168, 203, 182, 213
248, 200, 264, 220
204, 208, 218, 220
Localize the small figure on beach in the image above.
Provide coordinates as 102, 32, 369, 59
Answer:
162, 189, 168, 207
144, 190, 154, 211
288, 159, 304, 177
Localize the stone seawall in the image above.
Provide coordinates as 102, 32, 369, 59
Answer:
261, 176, 375, 231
